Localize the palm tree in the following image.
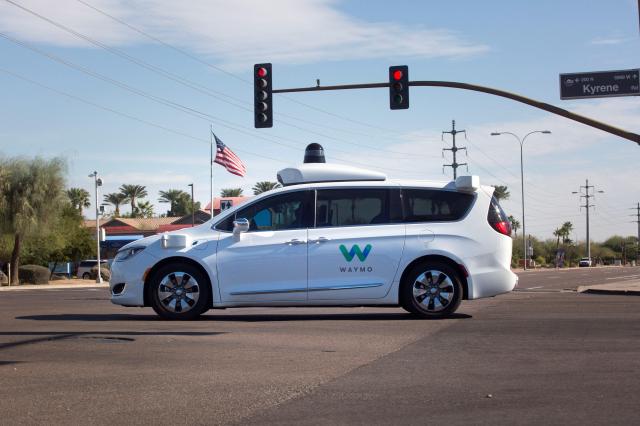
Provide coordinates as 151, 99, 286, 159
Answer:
220, 188, 243, 197
493, 185, 510, 201
0, 157, 67, 284
559, 221, 573, 244
252, 181, 281, 195
158, 189, 189, 216
554, 221, 574, 249
508, 215, 520, 238
135, 201, 154, 218
103, 192, 127, 217
66, 187, 91, 212
119, 184, 148, 214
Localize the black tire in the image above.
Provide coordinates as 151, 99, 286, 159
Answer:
82, 272, 90, 280
148, 262, 211, 320
400, 261, 463, 318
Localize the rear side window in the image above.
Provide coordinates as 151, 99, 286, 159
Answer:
402, 189, 474, 222
79, 261, 94, 267
316, 188, 394, 227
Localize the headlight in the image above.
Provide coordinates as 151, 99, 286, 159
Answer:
114, 246, 146, 262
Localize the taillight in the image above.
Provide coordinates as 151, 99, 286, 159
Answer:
487, 195, 511, 236
492, 220, 511, 236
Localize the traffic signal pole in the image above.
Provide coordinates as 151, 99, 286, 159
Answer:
271, 80, 640, 145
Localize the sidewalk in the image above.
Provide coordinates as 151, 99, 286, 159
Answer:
0, 278, 109, 292
578, 279, 640, 296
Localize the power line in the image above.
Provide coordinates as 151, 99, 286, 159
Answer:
0, 33, 429, 175
72, 0, 404, 135
4, 0, 418, 157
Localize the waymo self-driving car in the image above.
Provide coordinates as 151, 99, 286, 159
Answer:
110, 159, 517, 320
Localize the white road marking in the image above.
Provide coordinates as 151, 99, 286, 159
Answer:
526, 286, 544, 290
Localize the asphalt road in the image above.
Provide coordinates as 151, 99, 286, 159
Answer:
1, 267, 639, 425
516, 265, 640, 291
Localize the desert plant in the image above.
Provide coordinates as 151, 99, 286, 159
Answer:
18, 264, 50, 285
90, 265, 110, 281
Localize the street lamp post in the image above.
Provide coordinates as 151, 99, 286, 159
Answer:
188, 183, 195, 227
88, 171, 103, 284
490, 130, 551, 270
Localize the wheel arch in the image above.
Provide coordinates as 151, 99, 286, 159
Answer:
399, 255, 469, 300
143, 256, 214, 308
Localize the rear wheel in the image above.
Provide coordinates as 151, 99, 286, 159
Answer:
400, 261, 463, 318
149, 262, 210, 320
82, 272, 90, 280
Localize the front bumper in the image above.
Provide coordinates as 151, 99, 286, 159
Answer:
109, 252, 156, 307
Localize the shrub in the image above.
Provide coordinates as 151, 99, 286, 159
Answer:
0, 271, 7, 285
90, 266, 110, 282
18, 264, 50, 285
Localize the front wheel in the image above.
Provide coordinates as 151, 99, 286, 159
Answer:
82, 272, 90, 280
149, 262, 211, 320
400, 261, 463, 318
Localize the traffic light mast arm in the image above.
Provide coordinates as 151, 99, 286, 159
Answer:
272, 80, 640, 145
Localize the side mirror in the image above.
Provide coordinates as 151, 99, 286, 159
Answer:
233, 218, 250, 236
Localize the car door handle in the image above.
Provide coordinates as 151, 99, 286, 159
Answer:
285, 239, 307, 245
309, 237, 330, 244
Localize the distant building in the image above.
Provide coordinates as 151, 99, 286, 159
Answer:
83, 196, 251, 240
203, 196, 251, 216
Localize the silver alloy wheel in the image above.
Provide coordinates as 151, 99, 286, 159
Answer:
157, 272, 200, 313
412, 270, 455, 312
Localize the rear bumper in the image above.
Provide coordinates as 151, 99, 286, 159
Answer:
467, 266, 517, 299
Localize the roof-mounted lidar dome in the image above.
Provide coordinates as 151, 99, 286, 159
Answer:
303, 143, 326, 163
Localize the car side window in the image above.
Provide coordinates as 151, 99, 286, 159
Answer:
216, 191, 311, 232
402, 189, 474, 222
316, 188, 392, 227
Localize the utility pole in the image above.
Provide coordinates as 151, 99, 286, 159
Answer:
572, 179, 604, 260
632, 202, 640, 263
88, 171, 103, 284
442, 120, 467, 179
188, 183, 195, 227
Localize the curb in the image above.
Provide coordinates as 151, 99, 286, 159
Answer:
0, 283, 109, 292
578, 288, 640, 296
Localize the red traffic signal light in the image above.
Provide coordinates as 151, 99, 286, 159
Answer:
254, 63, 273, 128
389, 65, 409, 110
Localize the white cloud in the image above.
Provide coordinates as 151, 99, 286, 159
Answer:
0, 0, 489, 66
590, 36, 633, 46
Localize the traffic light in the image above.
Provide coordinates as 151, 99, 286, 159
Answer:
389, 65, 409, 110
254, 63, 273, 128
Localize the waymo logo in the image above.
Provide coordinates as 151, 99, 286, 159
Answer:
339, 244, 372, 262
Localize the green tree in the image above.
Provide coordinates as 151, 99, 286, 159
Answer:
119, 184, 148, 215
220, 188, 243, 197
66, 187, 91, 212
493, 185, 510, 201
159, 189, 189, 216
252, 181, 281, 195
508, 215, 520, 238
0, 156, 66, 285
135, 201, 154, 218
104, 192, 127, 217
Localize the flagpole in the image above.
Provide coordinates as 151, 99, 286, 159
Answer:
210, 124, 214, 220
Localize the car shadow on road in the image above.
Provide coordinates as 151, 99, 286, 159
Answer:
16, 312, 472, 322
200, 312, 473, 322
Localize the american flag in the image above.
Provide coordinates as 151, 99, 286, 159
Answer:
212, 133, 246, 177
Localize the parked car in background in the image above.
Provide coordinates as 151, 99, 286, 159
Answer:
579, 257, 592, 267
77, 260, 108, 279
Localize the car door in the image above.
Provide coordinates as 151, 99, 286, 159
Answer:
307, 188, 406, 300
216, 190, 313, 303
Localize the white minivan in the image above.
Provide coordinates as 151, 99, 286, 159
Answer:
110, 163, 517, 320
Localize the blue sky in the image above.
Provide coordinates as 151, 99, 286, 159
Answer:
1, 0, 639, 242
